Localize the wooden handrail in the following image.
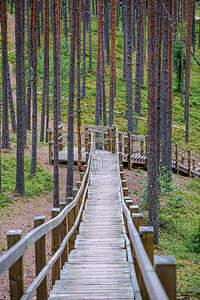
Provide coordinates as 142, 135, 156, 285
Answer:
116, 128, 170, 300
0, 135, 93, 299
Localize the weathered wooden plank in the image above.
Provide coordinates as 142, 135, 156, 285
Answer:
48, 150, 134, 299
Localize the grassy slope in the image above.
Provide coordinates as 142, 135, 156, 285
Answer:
0, 6, 199, 299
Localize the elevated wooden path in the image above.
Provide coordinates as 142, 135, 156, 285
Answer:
48, 124, 200, 178
0, 126, 177, 300
49, 150, 134, 299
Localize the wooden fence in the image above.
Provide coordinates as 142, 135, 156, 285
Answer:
116, 128, 176, 300
0, 136, 93, 300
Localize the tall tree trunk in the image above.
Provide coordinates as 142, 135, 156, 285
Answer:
192, 0, 195, 54
126, 0, 133, 133
101, 0, 107, 126
52, 0, 59, 206
63, 0, 68, 40
161, 0, 169, 170
27, 0, 33, 131
133, 0, 143, 133
122, 0, 127, 79
57, 0, 61, 122
7, 58, 16, 133
147, 0, 158, 245
15, 0, 25, 196
88, 0, 92, 71
132, 0, 136, 51
40, 0, 49, 142
45, 0, 50, 142
66, 0, 76, 198
82, 1, 86, 98
104, 0, 110, 65
156, 0, 162, 176
181, 0, 184, 103
1, 0, 9, 149
167, 0, 173, 176
96, 0, 102, 133
185, 0, 193, 143
77, 0, 82, 171
22, 0, 27, 147
30, 0, 38, 175
109, 0, 117, 126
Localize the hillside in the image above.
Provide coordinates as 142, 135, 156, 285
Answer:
0, 4, 199, 299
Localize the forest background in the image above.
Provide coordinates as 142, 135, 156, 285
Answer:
0, 0, 199, 298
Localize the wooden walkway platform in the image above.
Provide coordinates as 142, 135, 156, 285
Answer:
49, 150, 134, 299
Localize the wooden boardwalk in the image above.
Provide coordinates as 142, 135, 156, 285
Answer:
49, 150, 134, 299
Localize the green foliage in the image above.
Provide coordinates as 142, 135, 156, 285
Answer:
0, 155, 53, 207
136, 167, 185, 226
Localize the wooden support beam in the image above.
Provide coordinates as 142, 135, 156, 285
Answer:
67, 197, 74, 253
123, 187, 128, 197
48, 131, 53, 164
34, 216, 47, 300
128, 132, 131, 170
7, 230, 24, 300
59, 202, 68, 267
175, 143, 179, 172
130, 205, 139, 214
132, 213, 143, 232
154, 256, 176, 300
188, 149, 191, 177
51, 208, 60, 285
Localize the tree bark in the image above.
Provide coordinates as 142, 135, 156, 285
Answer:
109, 0, 117, 126
167, 0, 173, 176
52, 0, 59, 206
30, 0, 38, 175
77, 0, 82, 171
7, 58, 16, 133
161, 0, 169, 170
82, 0, 86, 98
1, 0, 9, 149
126, 0, 133, 133
15, 0, 25, 196
185, 0, 193, 143
66, 0, 76, 198
147, 0, 159, 245
104, 0, 110, 65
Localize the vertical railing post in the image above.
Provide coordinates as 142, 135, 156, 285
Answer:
49, 130, 53, 164
188, 149, 191, 177
175, 143, 178, 173
132, 213, 143, 232
67, 197, 74, 253
118, 132, 122, 164
112, 126, 116, 153
85, 125, 89, 152
34, 216, 47, 300
59, 123, 63, 151
139, 226, 154, 299
141, 139, 144, 156
109, 128, 112, 152
51, 208, 60, 285
128, 132, 131, 170
192, 158, 195, 171
7, 230, 24, 300
73, 188, 79, 239
59, 202, 68, 267
155, 256, 176, 300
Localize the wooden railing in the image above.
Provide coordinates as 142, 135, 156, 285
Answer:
48, 124, 116, 163
121, 131, 200, 178
0, 135, 93, 300
172, 143, 200, 177
116, 128, 176, 300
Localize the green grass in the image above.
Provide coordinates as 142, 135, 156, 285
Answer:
0, 155, 53, 207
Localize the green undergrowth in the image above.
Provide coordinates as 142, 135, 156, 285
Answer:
136, 170, 200, 298
0, 154, 53, 208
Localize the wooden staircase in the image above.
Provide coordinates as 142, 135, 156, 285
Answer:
48, 150, 134, 299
